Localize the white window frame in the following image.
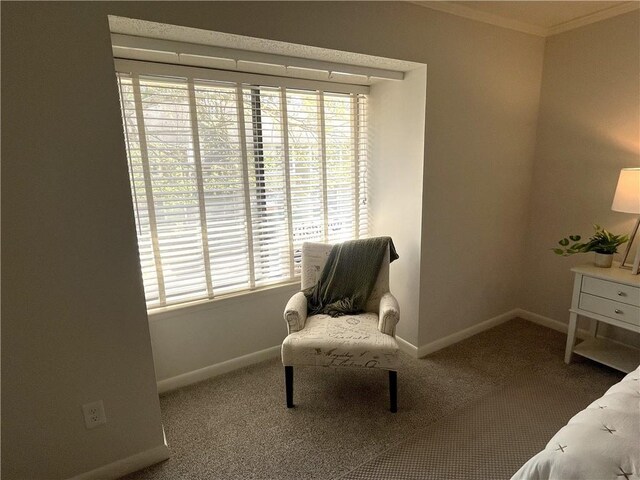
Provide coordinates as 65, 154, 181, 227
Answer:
116, 59, 369, 310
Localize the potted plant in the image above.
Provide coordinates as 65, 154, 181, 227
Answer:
553, 225, 629, 268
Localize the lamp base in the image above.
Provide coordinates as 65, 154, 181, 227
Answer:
633, 246, 640, 275
619, 216, 640, 275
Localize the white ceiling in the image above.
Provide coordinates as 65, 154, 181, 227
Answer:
414, 1, 640, 36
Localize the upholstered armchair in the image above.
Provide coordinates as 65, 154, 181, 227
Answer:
281, 242, 401, 412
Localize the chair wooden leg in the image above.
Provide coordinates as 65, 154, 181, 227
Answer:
389, 370, 397, 413
285, 366, 294, 408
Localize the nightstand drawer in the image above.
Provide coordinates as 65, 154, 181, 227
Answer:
582, 276, 640, 307
579, 293, 640, 326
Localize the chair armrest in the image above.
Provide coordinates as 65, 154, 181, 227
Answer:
378, 292, 399, 336
284, 291, 308, 334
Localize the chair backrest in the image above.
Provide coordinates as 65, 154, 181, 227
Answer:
301, 241, 390, 313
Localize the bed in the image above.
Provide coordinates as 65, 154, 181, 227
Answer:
511, 366, 639, 480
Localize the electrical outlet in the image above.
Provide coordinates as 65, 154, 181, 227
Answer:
82, 400, 106, 429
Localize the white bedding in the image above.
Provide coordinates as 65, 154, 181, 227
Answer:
512, 366, 640, 480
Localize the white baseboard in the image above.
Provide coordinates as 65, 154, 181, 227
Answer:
417, 308, 520, 357
157, 344, 281, 394
67, 443, 169, 480
515, 308, 590, 340
154, 308, 594, 394
396, 335, 419, 357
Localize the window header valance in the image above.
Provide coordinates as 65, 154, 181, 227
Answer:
114, 59, 370, 95
111, 34, 404, 86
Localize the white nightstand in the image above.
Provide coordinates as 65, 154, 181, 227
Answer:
565, 263, 640, 373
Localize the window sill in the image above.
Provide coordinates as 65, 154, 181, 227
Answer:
147, 281, 301, 322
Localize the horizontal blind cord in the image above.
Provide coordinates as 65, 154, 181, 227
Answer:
281, 86, 296, 279
187, 79, 215, 299
131, 74, 167, 306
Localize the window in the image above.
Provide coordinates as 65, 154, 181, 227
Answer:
116, 61, 368, 309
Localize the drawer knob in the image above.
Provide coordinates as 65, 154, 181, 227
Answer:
614, 309, 623, 314
617, 291, 626, 296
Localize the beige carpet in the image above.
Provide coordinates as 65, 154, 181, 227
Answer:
340, 375, 596, 479
121, 319, 624, 480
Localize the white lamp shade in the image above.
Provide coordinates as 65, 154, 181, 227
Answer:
611, 168, 640, 214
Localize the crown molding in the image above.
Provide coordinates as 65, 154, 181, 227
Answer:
546, 1, 640, 36
411, 1, 640, 38
411, 1, 546, 36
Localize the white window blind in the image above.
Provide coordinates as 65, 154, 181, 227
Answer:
116, 61, 368, 309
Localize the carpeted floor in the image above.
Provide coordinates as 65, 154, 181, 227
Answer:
122, 318, 624, 480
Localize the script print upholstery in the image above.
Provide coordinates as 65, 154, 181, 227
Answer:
281, 313, 399, 369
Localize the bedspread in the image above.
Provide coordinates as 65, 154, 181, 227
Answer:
511, 366, 640, 480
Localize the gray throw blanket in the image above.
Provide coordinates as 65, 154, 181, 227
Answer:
304, 237, 399, 317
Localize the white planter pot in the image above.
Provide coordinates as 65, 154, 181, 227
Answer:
594, 253, 613, 268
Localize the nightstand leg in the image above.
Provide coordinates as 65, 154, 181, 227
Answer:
565, 312, 578, 364
589, 319, 599, 338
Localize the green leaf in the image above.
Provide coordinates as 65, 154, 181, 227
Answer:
555, 225, 627, 258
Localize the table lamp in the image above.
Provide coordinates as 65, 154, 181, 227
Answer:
611, 167, 640, 274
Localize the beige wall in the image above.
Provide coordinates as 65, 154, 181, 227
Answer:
2, 2, 545, 477
150, 284, 297, 382
417, 10, 544, 346
370, 67, 428, 346
522, 11, 640, 344
1, 3, 167, 479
